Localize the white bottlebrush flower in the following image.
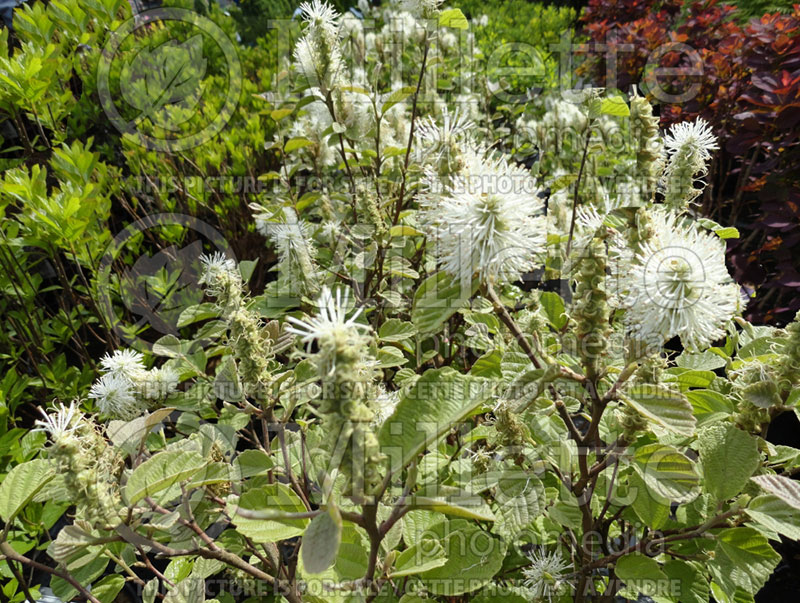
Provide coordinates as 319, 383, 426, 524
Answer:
286, 287, 367, 347
663, 117, 718, 164
620, 210, 741, 350
421, 145, 546, 285
416, 106, 474, 165
198, 251, 242, 307
88, 373, 145, 420
139, 366, 180, 400
294, 0, 345, 94
199, 251, 238, 285
522, 548, 571, 601
661, 118, 719, 208
298, 0, 339, 30
99, 349, 146, 380
34, 402, 81, 442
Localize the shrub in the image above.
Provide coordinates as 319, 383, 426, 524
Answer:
580, 0, 800, 325
1, 3, 799, 603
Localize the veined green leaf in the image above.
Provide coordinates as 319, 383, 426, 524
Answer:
715, 527, 780, 594
389, 539, 447, 578
411, 271, 477, 334
751, 474, 800, 510
379, 368, 489, 474
229, 483, 309, 542
696, 424, 759, 501
633, 443, 700, 503
124, 450, 206, 506
600, 96, 630, 116
418, 520, 505, 596
746, 495, 800, 540
0, 459, 55, 523
621, 385, 696, 436
439, 8, 469, 29
301, 506, 342, 574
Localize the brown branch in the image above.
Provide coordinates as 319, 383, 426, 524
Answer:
0, 541, 103, 603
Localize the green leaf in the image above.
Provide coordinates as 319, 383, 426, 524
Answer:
439, 8, 469, 29
662, 559, 709, 603
379, 318, 417, 342
633, 443, 700, 503
164, 576, 205, 603
143, 579, 158, 603
50, 555, 108, 601
742, 380, 781, 408
418, 520, 505, 596
0, 459, 54, 523
751, 474, 800, 510
676, 349, 728, 371
696, 424, 759, 501
230, 483, 309, 542
389, 539, 448, 578
715, 527, 780, 594
377, 345, 409, 368
621, 385, 696, 436
409, 495, 496, 522
687, 389, 734, 426
107, 408, 174, 456
124, 450, 206, 506
284, 137, 315, 153
470, 350, 502, 378
335, 526, 369, 580
389, 225, 424, 237
301, 506, 342, 574
92, 575, 125, 603
471, 586, 531, 602
403, 509, 447, 544
616, 553, 667, 598
382, 86, 416, 114
379, 368, 489, 474
234, 449, 274, 478
177, 302, 218, 327
540, 291, 567, 329
411, 271, 477, 334
668, 369, 716, 390
746, 495, 800, 540
629, 472, 670, 530
493, 473, 545, 538
714, 227, 740, 239
600, 96, 630, 116
270, 108, 293, 121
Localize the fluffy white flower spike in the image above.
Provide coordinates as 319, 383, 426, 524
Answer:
286, 287, 368, 346
522, 547, 571, 601
34, 402, 81, 442
621, 210, 741, 350
294, 0, 344, 93
664, 118, 718, 163
88, 373, 145, 420
661, 118, 719, 208
421, 145, 546, 285
299, 0, 339, 29
417, 107, 474, 150
259, 208, 318, 290
99, 349, 145, 380
199, 252, 238, 283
